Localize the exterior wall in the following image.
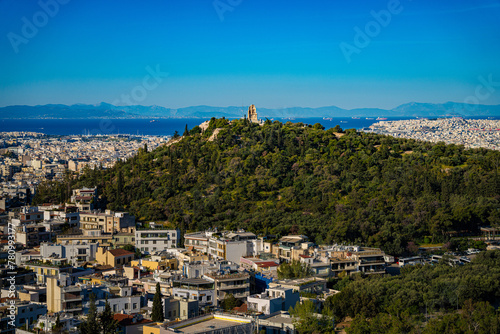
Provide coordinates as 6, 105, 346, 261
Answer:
40, 243, 98, 265
14, 302, 47, 328
208, 240, 250, 263
96, 249, 133, 267
204, 273, 250, 305
179, 299, 199, 320
105, 296, 141, 314
58, 281, 82, 314
172, 287, 214, 306
131, 259, 177, 271
135, 229, 180, 254
247, 288, 299, 315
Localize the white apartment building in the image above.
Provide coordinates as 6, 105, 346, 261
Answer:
40, 242, 98, 266
135, 226, 180, 254
207, 231, 257, 263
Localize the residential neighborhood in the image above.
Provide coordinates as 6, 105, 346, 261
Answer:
0, 184, 408, 334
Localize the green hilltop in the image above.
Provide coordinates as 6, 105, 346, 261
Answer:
35, 118, 500, 255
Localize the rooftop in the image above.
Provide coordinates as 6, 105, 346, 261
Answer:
164, 314, 252, 333
108, 248, 134, 257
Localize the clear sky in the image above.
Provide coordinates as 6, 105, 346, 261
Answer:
0, 0, 499, 109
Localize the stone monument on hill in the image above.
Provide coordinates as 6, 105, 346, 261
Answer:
248, 104, 258, 123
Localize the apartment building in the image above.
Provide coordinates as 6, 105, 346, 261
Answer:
15, 224, 52, 247
207, 231, 257, 263
12, 301, 47, 329
135, 227, 180, 254
172, 278, 215, 307
40, 242, 98, 266
203, 272, 250, 306
56, 229, 115, 247
184, 232, 209, 253
42, 208, 79, 228
325, 245, 386, 277
80, 210, 135, 233
247, 286, 299, 315
70, 187, 97, 211
274, 235, 313, 263
96, 247, 134, 268
46, 276, 83, 315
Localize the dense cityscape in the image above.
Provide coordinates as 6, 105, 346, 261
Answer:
368, 118, 500, 150
2, 0, 500, 333
1, 109, 500, 333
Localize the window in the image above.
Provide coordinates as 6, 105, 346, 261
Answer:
152, 240, 156, 244
113, 305, 117, 312
125, 303, 129, 310
168, 311, 172, 318
133, 303, 137, 309
173, 310, 176, 317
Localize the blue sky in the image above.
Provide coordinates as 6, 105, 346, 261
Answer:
0, 0, 499, 109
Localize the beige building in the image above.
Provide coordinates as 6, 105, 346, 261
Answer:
96, 247, 134, 268
46, 276, 83, 315
80, 210, 135, 233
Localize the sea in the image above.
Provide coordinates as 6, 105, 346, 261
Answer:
0, 117, 410, 136
1, 116, 496, 136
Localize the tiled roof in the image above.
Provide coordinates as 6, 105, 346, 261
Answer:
108, 249, 134, 257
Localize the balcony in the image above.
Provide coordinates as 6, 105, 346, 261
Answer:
232, 292, 250, 298
219, 283, 249, 290
63, 293, 82, 302
64, 303, 82, 312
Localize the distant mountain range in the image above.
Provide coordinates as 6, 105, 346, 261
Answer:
1, 102, 500, 119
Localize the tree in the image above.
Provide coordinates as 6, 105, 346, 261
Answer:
183, 124, 189, 136
290, 299, 335, 334
277, 260, 312, 279
221, 293, 239, 311
80, 293, 100, 334
151, 283, 164, 322
332, 125, 343, 133
100, 296, 119, 334
173, 130, 180, 139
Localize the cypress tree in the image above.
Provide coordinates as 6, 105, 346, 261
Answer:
100, 296, 119, 334
151, 283, 164, 322
80, 293, 100, 334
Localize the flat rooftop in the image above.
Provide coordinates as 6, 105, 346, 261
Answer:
165, 314, 251, 333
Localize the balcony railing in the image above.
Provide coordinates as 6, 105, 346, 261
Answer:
63, 293, 82, 301
219, 283, 249, 290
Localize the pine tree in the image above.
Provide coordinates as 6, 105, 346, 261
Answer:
183, 124, 189, 136
80, 293, 100, 334
151, 283, 164, 322
100, 296, 119, 334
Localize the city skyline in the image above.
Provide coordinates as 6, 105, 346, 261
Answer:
0, 0, 499, 110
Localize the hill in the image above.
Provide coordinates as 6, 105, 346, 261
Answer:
34, 119, 500, 255
2, 102, 500, 119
